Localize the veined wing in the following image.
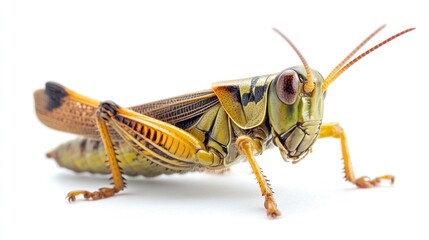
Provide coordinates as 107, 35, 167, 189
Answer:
34, 82, 219, 141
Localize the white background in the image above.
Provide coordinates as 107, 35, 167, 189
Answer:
1, 0, 428, 239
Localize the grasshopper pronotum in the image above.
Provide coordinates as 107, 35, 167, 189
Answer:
34, 25, 414, 217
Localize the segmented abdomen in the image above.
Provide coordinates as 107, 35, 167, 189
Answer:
47, 138, 187, 177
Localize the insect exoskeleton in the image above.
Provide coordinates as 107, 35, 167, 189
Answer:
35, 25, 414, 218
268, 66, 324, 163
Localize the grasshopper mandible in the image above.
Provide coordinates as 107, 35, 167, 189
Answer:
34, 25, 414, 217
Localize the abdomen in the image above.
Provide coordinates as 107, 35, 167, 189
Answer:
47, 138, 187, 177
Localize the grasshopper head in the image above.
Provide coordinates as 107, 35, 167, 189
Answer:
269, 26, 414, 163
268, 66, 324, 163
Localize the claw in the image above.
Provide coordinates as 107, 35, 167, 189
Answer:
354, 175, 395, 188
66, 190, 89, 202
66, 188, 117, 201
264, 195, 282, 218
66, 194, 76, 202
267, 209, 282, 218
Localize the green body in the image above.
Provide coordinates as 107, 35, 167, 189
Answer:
46, 66, 325, 177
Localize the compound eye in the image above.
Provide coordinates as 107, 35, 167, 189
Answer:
276, 70, 299, 105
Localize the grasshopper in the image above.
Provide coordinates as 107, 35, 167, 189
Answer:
34, 25, 414, 217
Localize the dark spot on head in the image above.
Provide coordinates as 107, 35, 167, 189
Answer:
284, 75, 296, 95
276, 70, 299, 105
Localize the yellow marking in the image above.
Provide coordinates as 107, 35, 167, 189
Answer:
160, 133, 167, 146
183, 147, 190, 159
154, 131, 162, 144
135, 123, 142, 133
64, 87, 99, 108
149, 128, 155, 140
165, 135, 173, 149
169, 140, 179, 155
143, 125, 148, 136
176, 143, 185, 158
